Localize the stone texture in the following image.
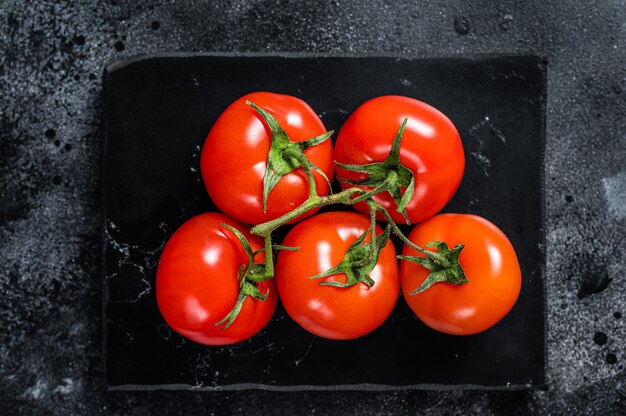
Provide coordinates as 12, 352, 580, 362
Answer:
0, 0, 624, 414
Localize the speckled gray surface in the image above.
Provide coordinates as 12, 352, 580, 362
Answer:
0, 0, 624, 415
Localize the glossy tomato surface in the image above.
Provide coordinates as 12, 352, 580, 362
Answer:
200, 92, 334, 225
400, 214, 521, 335
156, 213, 277, 345
335, 95, 464, 224
276, 212, 399, 340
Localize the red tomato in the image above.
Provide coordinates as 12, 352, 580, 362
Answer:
200, 92, 334, 225
156, 213, 276, 345
400, 214, 521, 335
335, 95, 464, 224
276, 212, 399, 340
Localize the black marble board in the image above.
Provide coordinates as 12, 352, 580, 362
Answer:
103, 54, 546, 390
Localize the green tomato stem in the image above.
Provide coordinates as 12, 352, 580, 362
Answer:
349, 170, 397, 205
371, 203, 449, 266
263, 235, 274, 278
250, 187, 365, 237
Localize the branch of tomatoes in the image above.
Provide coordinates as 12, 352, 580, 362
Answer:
159, 93, 522, 343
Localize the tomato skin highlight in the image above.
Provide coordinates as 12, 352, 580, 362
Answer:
335, 95, 464, 224
156, 213, 277, 345
200, 92, 334, 226
276, 212, 400, 340
400, 214, 521, 335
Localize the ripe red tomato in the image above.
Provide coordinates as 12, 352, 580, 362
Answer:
200, 92, 334, 225
156, 213, 276, 345
334, 95, 464, 224
400, 214, 521, 335
276, 212, 399, 340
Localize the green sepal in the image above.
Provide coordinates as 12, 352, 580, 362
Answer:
215, 224, 278, 329
221, 224, 255, 260
247, 101, 333, 211
309, 225, 391, 288
283, 148, 332, 191
214, 281, 269, 329
425, 241, 444, 248
335, 119, 415, 222
398, 241, 469, 295
295, 130, 334, 150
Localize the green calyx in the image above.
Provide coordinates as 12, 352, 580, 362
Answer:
309, 225, 391, 288
398, 241, 469, 295
336, 118, 415, 223
247, 101, 333, 210
215, 224, 298, 329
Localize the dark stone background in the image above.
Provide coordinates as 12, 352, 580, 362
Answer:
0, 0, 624, 414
